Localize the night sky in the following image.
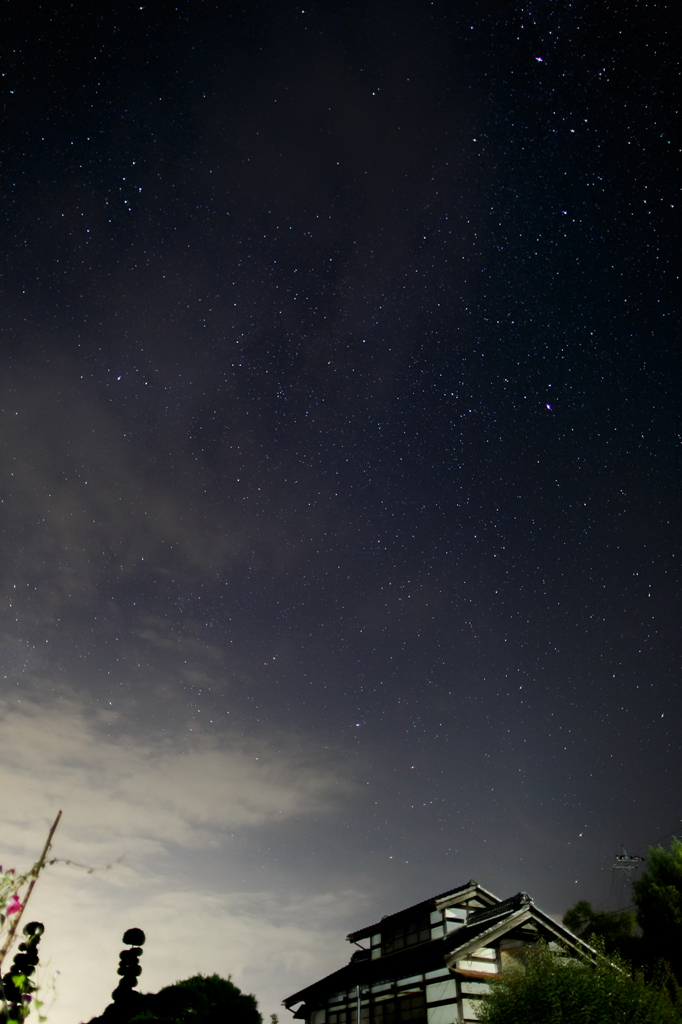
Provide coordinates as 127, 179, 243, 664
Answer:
1, 1, 680, 1021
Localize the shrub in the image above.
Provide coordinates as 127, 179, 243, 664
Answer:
477, 941, 681, 1024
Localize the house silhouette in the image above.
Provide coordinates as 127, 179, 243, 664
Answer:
284, 880, 594, 1024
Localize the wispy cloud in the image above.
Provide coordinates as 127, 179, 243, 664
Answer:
0, 698, 349, 853
0, 365, 250, 615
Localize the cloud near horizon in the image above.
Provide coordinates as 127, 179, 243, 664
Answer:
27, 870, 364, 1024
1, 697, 351, 856
1, 696, 359, 1023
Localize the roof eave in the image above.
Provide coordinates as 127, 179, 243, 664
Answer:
285, 936, 450, 1008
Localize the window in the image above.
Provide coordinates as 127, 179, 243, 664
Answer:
374, 994, 426, 1024
328, 1010, 351, 1024
382, 915, 431, 955
328, 1004, 369, 1024
328, 994, 426, 1024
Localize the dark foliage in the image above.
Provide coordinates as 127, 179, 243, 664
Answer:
562, 900, 643, 964
88, 970, 261, 1024
563, 900, 635, 949
1, 922, 44, 1024
633, 836, 682, 980
86, 925, 261, 1024
129, 973, 262, 1024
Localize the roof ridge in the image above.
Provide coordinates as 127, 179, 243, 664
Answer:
468, 891, 533, 924
347, 880, 499, 941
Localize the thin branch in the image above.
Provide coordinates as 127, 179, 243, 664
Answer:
46, 854, 124, 874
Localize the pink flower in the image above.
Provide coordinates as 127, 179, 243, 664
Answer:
6, 894, 22, 915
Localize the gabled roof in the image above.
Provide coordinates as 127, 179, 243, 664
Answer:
443, 891, 598, 967
284, 886, 597, 1013
346, 880, 501, 942
286, 881, 501, 1010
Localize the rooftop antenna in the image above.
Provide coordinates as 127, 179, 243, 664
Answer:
613, 846, 643, 882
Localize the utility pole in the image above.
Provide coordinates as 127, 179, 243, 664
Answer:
612, 846, 643, 882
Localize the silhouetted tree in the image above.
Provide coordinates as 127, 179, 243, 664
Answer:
633, 836, 682, 980
88, 931, 262, 1024
563, 900, 639, 960
129, 974, 262, 1024
89, 929, 146, 1024
112, 929, 146, 1004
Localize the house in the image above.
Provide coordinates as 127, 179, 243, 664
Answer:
284, 880, 596, 1023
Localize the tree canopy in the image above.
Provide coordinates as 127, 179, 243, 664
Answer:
90, 973, 262, 1024
129, 973, 262, 1024
563, 900, 635, 952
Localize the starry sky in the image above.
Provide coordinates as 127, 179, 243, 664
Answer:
1, 1, 680, 1021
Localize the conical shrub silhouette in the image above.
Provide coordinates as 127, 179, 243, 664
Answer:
112, 929, 146, 1003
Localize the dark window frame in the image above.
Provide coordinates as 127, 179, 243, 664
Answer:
381, 914, 431, 955
327, 992, 426, 1024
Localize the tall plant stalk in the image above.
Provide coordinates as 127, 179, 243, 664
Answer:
0, 812, 62, 970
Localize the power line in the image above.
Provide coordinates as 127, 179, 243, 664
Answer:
628, 821, 682, 858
